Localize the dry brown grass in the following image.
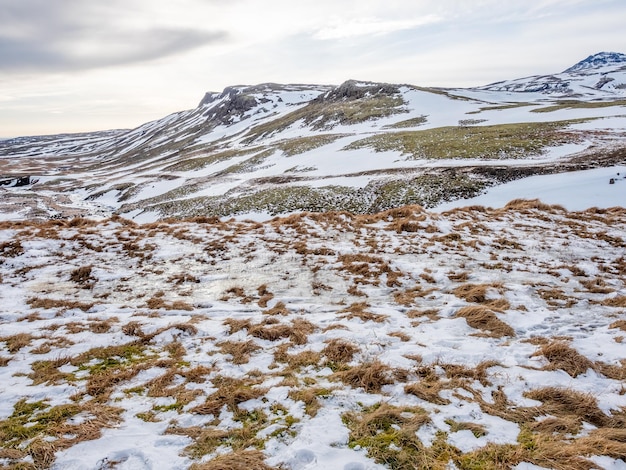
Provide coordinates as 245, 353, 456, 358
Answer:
347, 284, 366, 297
447, 270, 470, 282
28, 356, 73, 385
404, 376, 450, 405
335, 361, 394, 393
441, 360, 500, 387
524, 386, 610, 428
389, 331, 411, 342
610, 320, 626, 332
145, 295, 194, 311
181, 365, 214, 383
581, 277, 615, 294
248, 322, 290, 342
84, 363, 147, 401
446, 419, 488, 437
339, 302, 388, 323
0, 240, 24, 257
603, 296, 626, 307
191, 376, 266, 416
455, 306, 515, 338
529, 415, 581, 435
289, 318, 316, 345
337, 253, 398, 286
287, 388, 323, 417
257, 284, 274, 308
452, 282, 504, 304
392, 286, 435, 306
342, 402, 432, 468
189, 450, 276, 470
262, 301, 289, 316
223, 318, 252, 334
218, 340, 261, 364
285, 350, 321, 369
535, 341, 594, 377
322, 339, 359, 364
121, 321, 145, 338
27, 297, 94, 312
344, 402, 430, 440
0, 333, 37, 353
220, 285, 254, 303
69, 265, 95, 289
168, 273, 200, 285
504, 199, 565, 213
406, 308, 439, 321
595, 360, 626, 380
0, 398, 123, 469
538, 287, 577, 308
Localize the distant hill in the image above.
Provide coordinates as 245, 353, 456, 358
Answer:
1, 53, 625, 221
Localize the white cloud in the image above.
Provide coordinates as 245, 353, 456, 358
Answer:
313, 15, 441, 40
1, 0, 625, 137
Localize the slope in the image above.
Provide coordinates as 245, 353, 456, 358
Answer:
1, 54, 625, 222
0, 204, 625, 469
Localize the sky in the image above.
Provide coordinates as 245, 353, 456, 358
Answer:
1, 0, 626, 138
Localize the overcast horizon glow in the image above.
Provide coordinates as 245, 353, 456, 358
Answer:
1, 0, 625, 138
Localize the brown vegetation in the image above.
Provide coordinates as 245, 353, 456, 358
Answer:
335, 361, 395, 393
535, 341, 594, 377
190, 450, 276, 470
455, 306, 515, 337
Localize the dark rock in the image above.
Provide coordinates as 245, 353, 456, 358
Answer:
0, 176, 33, 187
317, 80, 401, 102
201, 87, 259, 124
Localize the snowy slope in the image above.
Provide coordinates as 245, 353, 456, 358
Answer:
0, 53, 625, 222
478, 52, 626, 97
0, 205, 625, 469
1, 53, 626, 470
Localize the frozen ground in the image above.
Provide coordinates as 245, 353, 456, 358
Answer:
1, 59, 625, 469
0, 203, 625, 469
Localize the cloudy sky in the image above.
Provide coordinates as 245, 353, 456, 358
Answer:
2, 0, 625, 137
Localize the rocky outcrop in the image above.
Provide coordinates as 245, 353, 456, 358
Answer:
316, 80, 401, 102
200, 87, 259, 125
0, 176, 34, 187
564, 52, 626, 73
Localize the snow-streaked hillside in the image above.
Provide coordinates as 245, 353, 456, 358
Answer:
0, 203, 625, 469
1, 53, 625, 222
479, 52, 626, 96
1, 54, 626, 470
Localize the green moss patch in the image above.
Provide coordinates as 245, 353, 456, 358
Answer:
344, 121, 585, 160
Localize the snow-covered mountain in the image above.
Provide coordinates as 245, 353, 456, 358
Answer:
479, 52, 626, 96
1, 55, 626, 470
1, 53, 625, 222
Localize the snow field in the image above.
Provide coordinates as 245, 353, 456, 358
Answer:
0, 204, 625, 469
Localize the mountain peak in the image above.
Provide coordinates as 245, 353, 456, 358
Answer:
563, 52, 626, 73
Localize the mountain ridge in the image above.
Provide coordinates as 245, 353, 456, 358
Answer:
479, 51, 626, 95
564, 51, 626, 73
1, 52, 625, 222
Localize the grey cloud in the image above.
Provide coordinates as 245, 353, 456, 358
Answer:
0, 0, 227, 72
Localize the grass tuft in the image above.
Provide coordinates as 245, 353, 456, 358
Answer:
455, 306, 515, 337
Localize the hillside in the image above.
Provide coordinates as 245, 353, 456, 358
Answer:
0, 202, 625, 469
1, 53, 625, 222
1, 53, 626, 470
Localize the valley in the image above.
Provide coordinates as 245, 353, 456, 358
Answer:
1, 53, 625, 222
0, 53, 625, 470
